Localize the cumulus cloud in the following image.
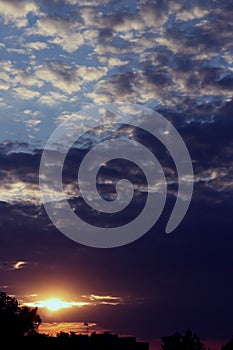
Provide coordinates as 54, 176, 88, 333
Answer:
76, 66, 107, 81
98, 56, 129, 67
0, 0, 38, 28
176, 6, 208, 21
27, 16, 84, 52
14, 69, 44, 88
0, 61, 44, 98
14, 86, 40, 100
87, 69, 173, 105
0, 0, 232, 208
0, 97, 8, 107
24, 118, 41, 129
0, 81, 9, 90
21, 109, 43, 132
26, 41, 49, 51
81, 1, 167, 33
35, 62, 81, 94
38, 91, 70, 104
0, 175, 40, 205
0, 61, 12, 91
52, 33, 84, 53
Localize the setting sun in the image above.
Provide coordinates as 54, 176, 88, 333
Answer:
24, 298, 90, 311
41, 298, 71, 311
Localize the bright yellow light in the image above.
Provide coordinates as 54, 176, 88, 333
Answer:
24, 298, 90, 311
42, 298, 71, 311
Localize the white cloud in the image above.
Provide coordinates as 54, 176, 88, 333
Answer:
0, 60, 13, 72
23, 109, 42, 117
82, 294, 124, 306
6, 48, 26, 55
14, 87, 40, 100
98, 56, 129, 67
52, 32, 84, 53
39, 91, 69, 105
0, 81, 9, 90
76, 66, 107, 81
14, 69, 44, 88
21, 110, 43, 131
94, 44, 128, 56
27, 16, 84, 52
0, 174, 41, 204
13, 261, 28, 270
83, 29, 99, 43
0, 61, 44, 93
65, 0, 79, 4
87, 91, 112, 103
32, 16, 70, 36
27, 41, 48, 51
24, 118, 41, 128
35, 63, 81, 94
176, 6, 208, 22
0, 0, 38, 28
0, 97, 8, 107
0, 67, 43, 111
81, 3, 167, 34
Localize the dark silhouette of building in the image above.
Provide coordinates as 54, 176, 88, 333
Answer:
0, 292, 149, 350
89, 331, 149, 350
222, 338, 233, 350
20, 331, 149, 350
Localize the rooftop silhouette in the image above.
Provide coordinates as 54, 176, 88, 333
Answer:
22, 331, 150, 350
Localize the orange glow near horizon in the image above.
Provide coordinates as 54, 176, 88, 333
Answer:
24, 298, 90, 311
23, 293, 123, 313
39, 322, 101, 336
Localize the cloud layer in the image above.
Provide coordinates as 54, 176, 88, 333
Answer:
0, 0, 232, 343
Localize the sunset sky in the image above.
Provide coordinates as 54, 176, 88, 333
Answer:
0, 0, 233, 349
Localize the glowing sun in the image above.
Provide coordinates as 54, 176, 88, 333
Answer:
24, 298, 90, 311
40, 298, 73, 311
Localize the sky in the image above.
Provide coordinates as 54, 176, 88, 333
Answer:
0, 0, 233, 348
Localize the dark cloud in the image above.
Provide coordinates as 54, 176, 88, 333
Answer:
143, 69, 171, 87
97, 28, 114, 43
0, 150, 41, 183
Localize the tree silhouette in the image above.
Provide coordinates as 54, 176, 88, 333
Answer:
161, 330, 206, 350
222, 338, 233, 350
0, 291, 41, 339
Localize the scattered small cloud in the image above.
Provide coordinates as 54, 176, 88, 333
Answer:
13, 261, 28, 270
76, 66, 107, 82
35, 62, 81, 94
13, 87, 40, 100
26, 41, 48, 51
27, 15, 84, 53
0, 260, 28, 270
82, 294, 124, 306
0, 0, 38, 28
